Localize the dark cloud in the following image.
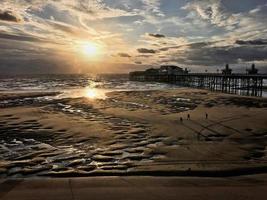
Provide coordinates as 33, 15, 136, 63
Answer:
159, 46, 182, 51
0, 33, 44, 42
187, 41, 217, 48
168, 45, 267, 66
135, 61, 142, 65
0, 58, 76, 75
236, 39, 267, 45
159, 40, 223, 52
148, 33, 165, 38
159, 47, 170, 51
0, 31, 64, 45
0, 10, 22, 22
136, 54, 152, 58
137, 48, 156, 54
117, 52, 131, 58
158, 43, 202, 52
0, 32, 42, 43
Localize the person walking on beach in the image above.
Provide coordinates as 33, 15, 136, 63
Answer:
205, 113, 208, 119
187, 114, 190, 120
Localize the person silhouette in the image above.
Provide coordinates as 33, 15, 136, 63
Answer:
187, 114, 190, 120
180, 117, 183, 123
205, 113, 208, 119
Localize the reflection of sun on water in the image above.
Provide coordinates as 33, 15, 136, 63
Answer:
85, 88, 97, 99
85, 88, 106, 99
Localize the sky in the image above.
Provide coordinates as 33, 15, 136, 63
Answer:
0, 0, 267, 74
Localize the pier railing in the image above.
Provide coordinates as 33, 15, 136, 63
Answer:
129, 73, 267, 97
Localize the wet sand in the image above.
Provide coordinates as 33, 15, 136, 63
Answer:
0, 88, 267, 178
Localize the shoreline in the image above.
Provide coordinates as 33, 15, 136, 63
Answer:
1, 88, 267, 178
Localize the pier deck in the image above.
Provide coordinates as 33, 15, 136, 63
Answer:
129, 73, 267, 97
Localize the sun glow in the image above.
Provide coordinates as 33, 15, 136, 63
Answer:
81, 42, 99, 57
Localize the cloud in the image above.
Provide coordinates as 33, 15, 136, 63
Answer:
163, 44, 267, 67
0, 10, 22, 22
142, 0, 164, 17
63, 0, 138, 20
117, 52, 131, 57
137, 48, 156, 53
136, 54, 153, 58
236, 39, 267, 45
158, 40, 220, 52
0, 0, 267, 73
182, 0, 238, 29
135, 61, 142, 64
0, 32, 43, 43
148, 33, 165, 38
0, 58, 77, 74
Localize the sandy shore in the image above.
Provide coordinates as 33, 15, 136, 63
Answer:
0, 88, 267, 178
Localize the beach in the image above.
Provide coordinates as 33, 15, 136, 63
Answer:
1, 86, 267, 178
2, 0, 267, 198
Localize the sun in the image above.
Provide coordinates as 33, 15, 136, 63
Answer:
81, 42, 99, 57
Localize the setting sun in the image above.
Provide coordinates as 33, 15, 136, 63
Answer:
81, 42, 99, 57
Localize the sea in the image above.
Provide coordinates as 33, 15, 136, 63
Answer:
0, 74, 266, 98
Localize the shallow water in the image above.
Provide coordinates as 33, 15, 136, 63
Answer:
0, 75, 267, 177
0, 74, 266, 98
0, 74, 181, 100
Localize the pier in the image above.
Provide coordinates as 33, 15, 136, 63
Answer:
129, 65, 267, 97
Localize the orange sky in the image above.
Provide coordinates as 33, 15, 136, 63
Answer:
0, 0, 267, 74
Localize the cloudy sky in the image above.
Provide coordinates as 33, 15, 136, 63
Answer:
0, 0, 267, 74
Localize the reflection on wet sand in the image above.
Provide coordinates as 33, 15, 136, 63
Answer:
84, 88, 107, 99
0, 88, 267, 178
